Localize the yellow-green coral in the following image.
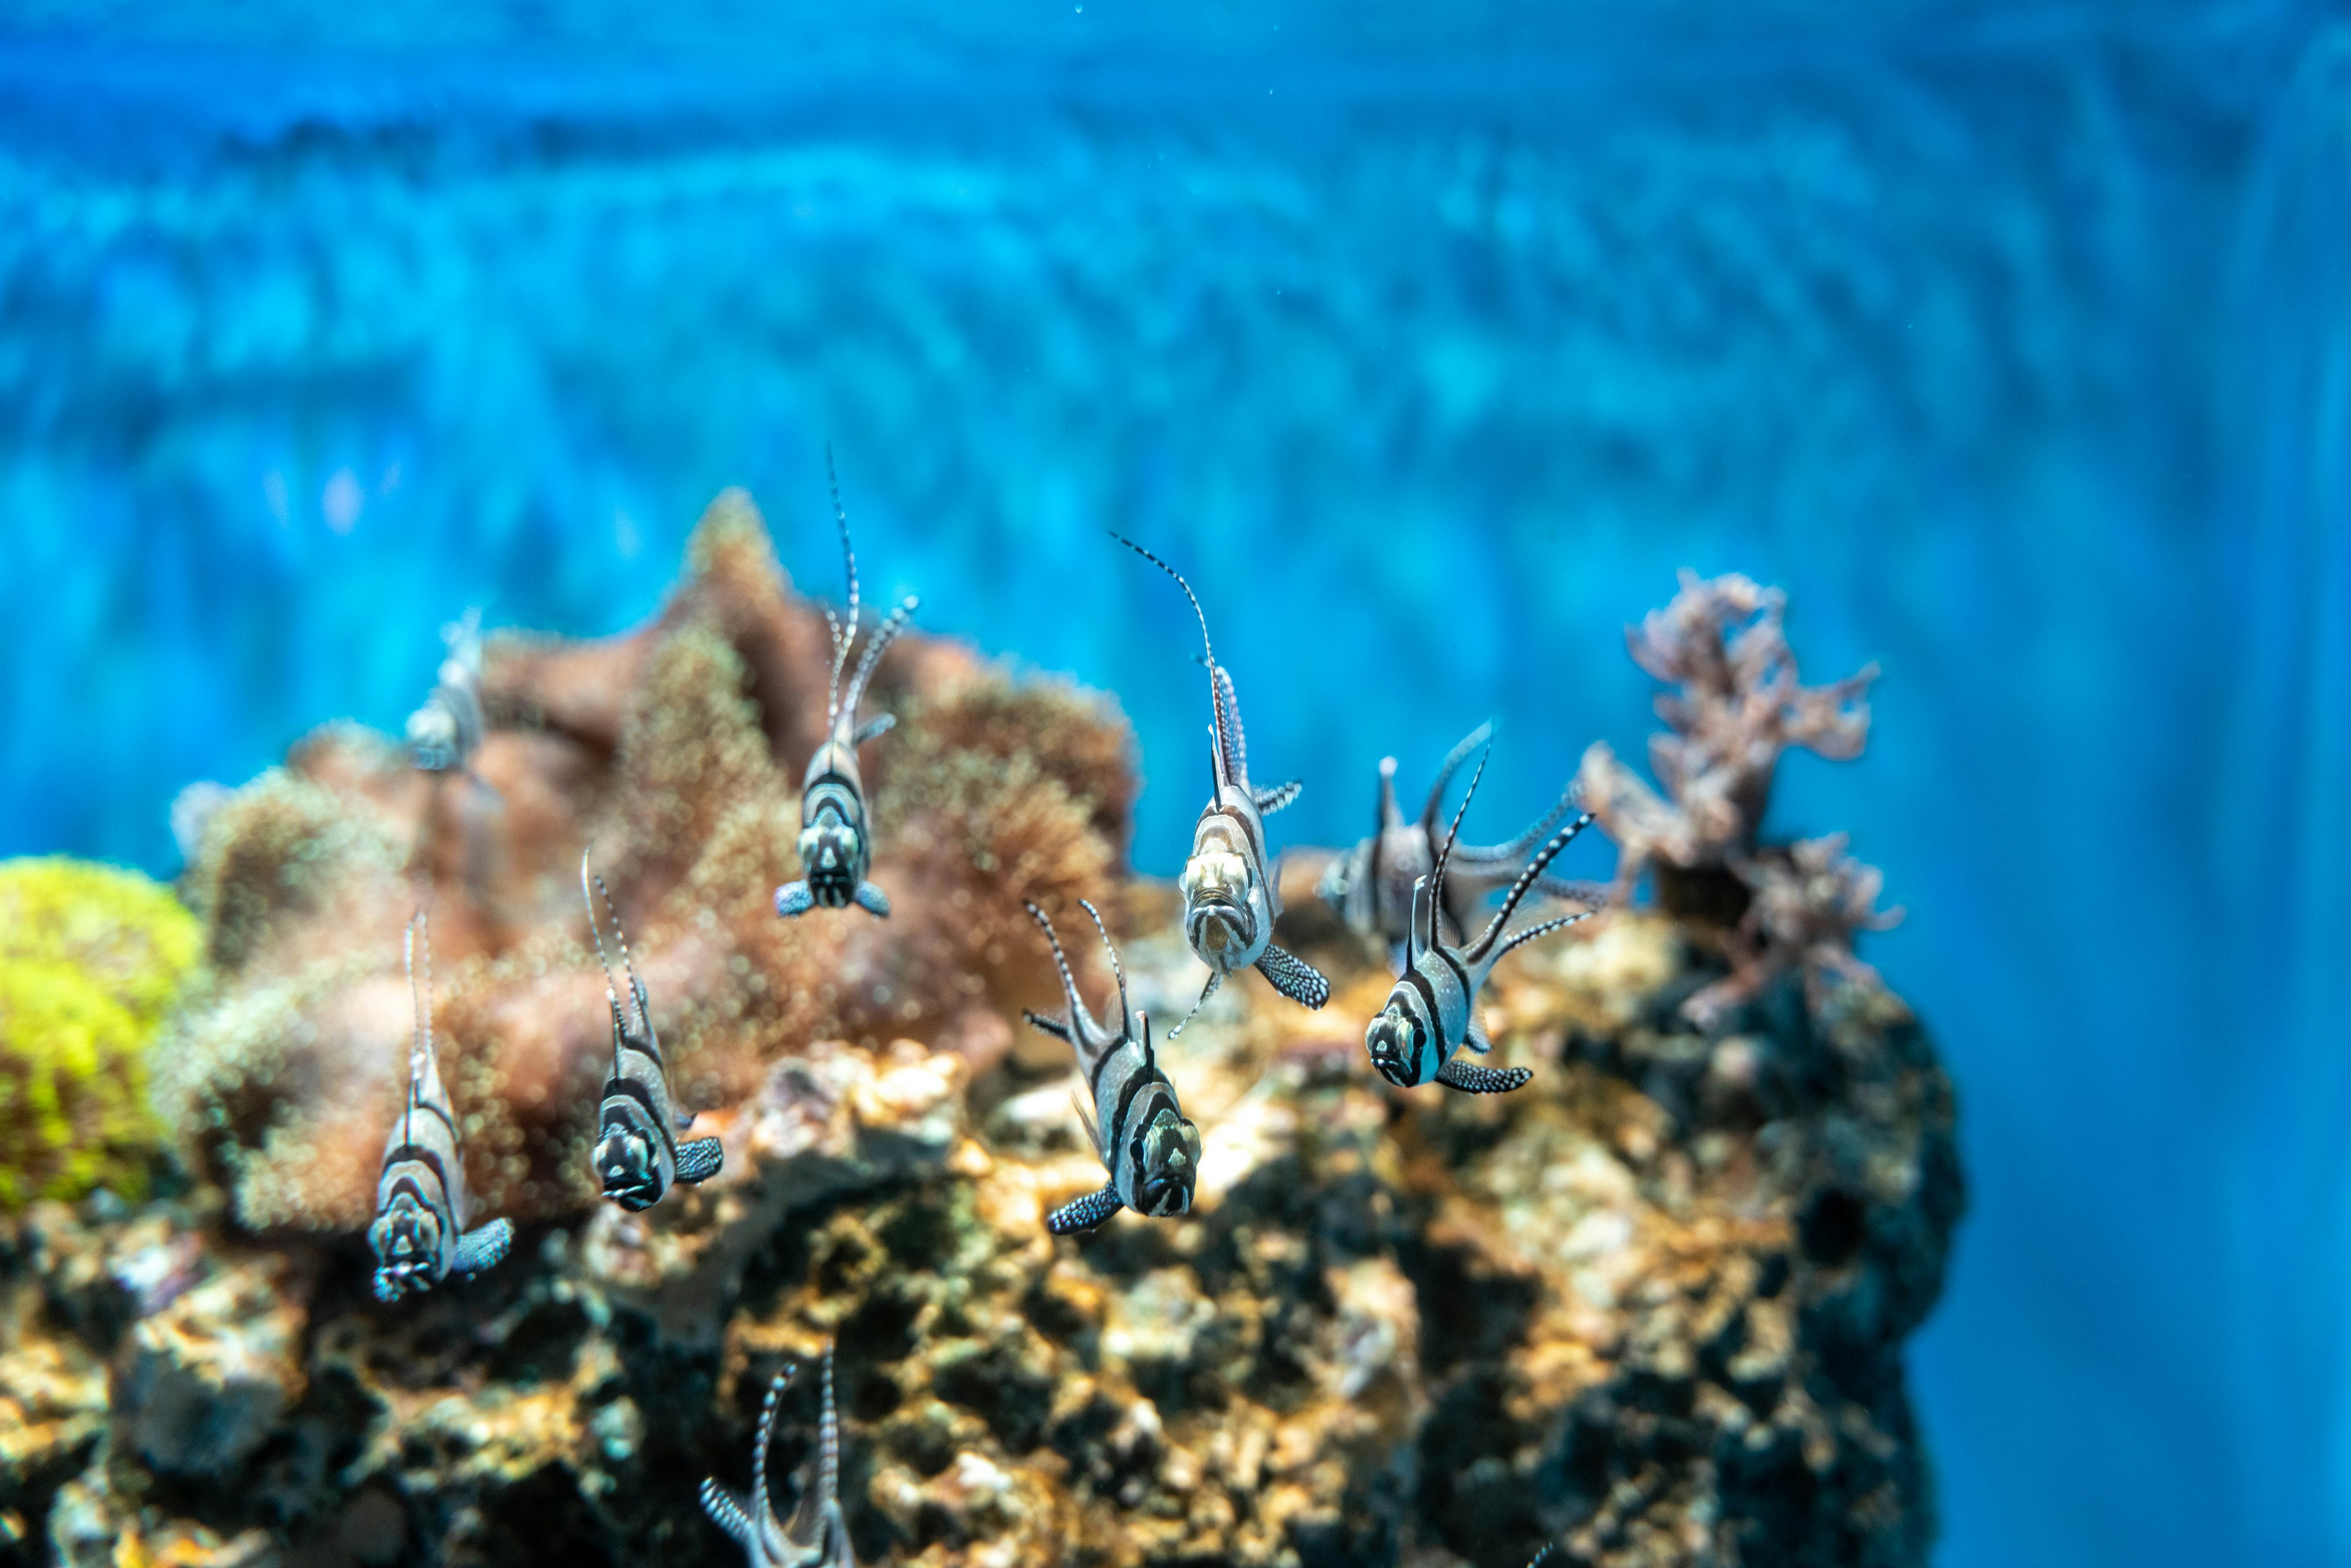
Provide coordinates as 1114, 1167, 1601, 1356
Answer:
0, 858, 201, 1209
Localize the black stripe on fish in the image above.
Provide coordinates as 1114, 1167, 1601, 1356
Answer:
384, 1145, 454, 1196
601, 1077, 678, 1158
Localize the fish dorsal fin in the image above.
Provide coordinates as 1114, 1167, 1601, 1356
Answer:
1113, 535, 1234, 791
1425, 741, 1491, 945
1022, 901, 1098, 1046
817, 1343, 841, 1518
1378, 756, 1402, 831
1468, 807, 1597, 968
581, 850, 624, 1082
1078, 898, 1133, 1040
840, 596, 917, 737
1210, 662, 1248, 787
822, 446, 861, 729
751, 1364, 790, 1542
582, 848, 650, 1048
1406, 874, 1431, 967
403, 907, 441, 1133
1422, 721, 1494, 833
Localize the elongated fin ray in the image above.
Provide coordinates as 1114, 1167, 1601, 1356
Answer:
1211, 662, 1248, 785
1254, 779, 1302, 816
1077, 899, 1130, 1035
852, 711, 896, 745
818, 1345, 841, 1519
1112, 534, 1232, 788
1377, 755, 1402, 831
1421, 721, 1495, 831
842, 596, 918, 732
822, 446, 861, 725
750, 1365, 792, 1537
1427, 744, 1492, 945
1494, 911, 1594, 963
1467, 810, 1595, 967
698, 1481, 756, 1547
1022, 1010, 1073, 1043
1022, 901, 1097, 1043
1167, 967, 1223, 1040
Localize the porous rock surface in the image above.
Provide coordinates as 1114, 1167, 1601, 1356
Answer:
0, 889, 1958, 1568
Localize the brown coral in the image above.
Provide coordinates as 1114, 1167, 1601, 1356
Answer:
1576, 571, 1875, 890
156, 490, 1135, 1232
1575, 571, 1897, 1022
1683, 834, 1907, 1028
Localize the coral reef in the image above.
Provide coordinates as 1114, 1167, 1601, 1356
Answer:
1573, 574, 1899, 1024
0, 858, 201, 1209
153, 492, 1133, 1234
0, 895, 1955, 1567
0, 529, 1953, 1567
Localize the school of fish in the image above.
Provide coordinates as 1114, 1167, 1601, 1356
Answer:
381, 468, 1603, 1566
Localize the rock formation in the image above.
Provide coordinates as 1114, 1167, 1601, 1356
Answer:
0, 515, 1956, 1568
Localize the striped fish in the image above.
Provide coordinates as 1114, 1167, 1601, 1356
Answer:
368, 910, 513, 1302
700, 1341, 857, 1568
1113, 537, 1327, 1035
583, 852, 722, 1210
1317, 721, 1605, 962
776, 454, 916, 921
1021, 899, 1202, 1235
405, 608, 489, 783
1363, 746, 1596, 1095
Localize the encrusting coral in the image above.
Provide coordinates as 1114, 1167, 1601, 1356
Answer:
1573, 572, 1900, 1024
0, 858, 201, 1209
152, 489, 1134, 1233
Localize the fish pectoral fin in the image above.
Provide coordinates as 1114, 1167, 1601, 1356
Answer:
1070, 1092, 1103, 1157
853, 711, 897, 745
698, 1480, 758, 1547
774, 882, 814, 918
1046, 1185, 1124, 1236
1253, 779, 1303, 815
451, 1217, 514, 1276
674, 1137, 724, 1184
853, 880, 892, 917
1463, 1015, 1494, 1054
1255, 943, 1330, 1009
1435, 1059, 1533, 1095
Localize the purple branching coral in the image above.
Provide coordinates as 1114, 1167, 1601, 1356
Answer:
1574, 571, 1900, 1025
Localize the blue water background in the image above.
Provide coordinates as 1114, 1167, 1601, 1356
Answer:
2, 3, 2347, 1562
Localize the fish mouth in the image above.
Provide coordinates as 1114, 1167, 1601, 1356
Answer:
1365, 1023, 1415, 1086
602, 1177, 659, 1211
1187, 901, 1252, 958
372, 1265, 426, 1303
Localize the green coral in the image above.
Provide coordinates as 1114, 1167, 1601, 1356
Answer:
0, 858, 201, 1209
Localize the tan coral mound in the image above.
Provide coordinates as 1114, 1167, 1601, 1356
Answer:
154, 490, 1135, 1231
